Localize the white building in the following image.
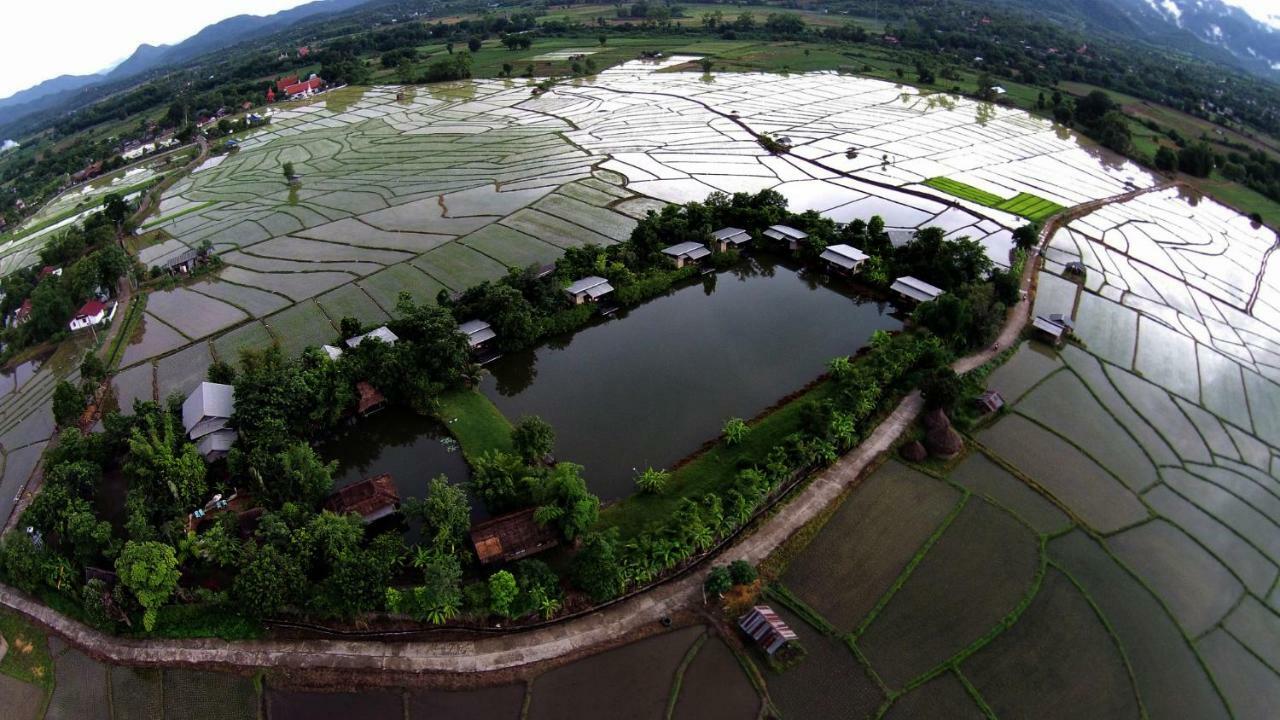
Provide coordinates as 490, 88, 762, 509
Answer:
819, 244, 870, 274
662, 241, 712, 268
344, 326, 399, 349
69, 300, 116, 332
182, 382, 236, 461
564, 276, 614, 304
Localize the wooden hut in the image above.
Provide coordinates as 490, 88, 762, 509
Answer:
739, 605, 799, 656
470, 507, 559, 565
355, 381, 386, 416
324, 474, 401, 524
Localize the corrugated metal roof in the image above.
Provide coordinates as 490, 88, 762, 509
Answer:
662, 241, 708, 257
711, 227, 748, 242
890, 276, 944, 303
182, 382, 235, 438
565, 276, 610, 295
764, 224, 807, 241
345, 326, 399, 349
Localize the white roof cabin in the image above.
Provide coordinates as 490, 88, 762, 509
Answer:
711, 227, 750, 247
662, 241, 712, 263
344, 326, 398, 349
182, 382, 235, 441
564, 276, 614, 303
763, 225, 807, 243
321, 344, 344, 361
459, 319, 496, 349
819, 244, 870, 272
890, 276, 945, 304
195, 428, 237, 462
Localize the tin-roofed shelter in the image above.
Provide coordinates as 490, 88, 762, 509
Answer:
975, 389, 1005, 415
662, 241, 712, 268
763, 224, 807, 251
819, 244, 869, 274
470, 507, 560, 565
345, 326, 398, 349
1032, 315, 1068, 348
321, 344, 344, 361
890, 276, 945, 305
324, 474, 401, 524
886, 229, 915, 248
459, 319, 496, 351
182, 382, 234, 440
565, 276, 615, 305
195, 429, 237, 462
739, 606, 799, 656
711, 227, 750, 253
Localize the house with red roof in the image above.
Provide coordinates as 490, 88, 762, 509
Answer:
13, 299, 32, 326
276, 75, 299, 91
297, 46, 310, 58
70, 299, 115, 332
283, 75, 325, 99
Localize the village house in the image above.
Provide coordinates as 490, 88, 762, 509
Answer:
739, 605, 799, 656
890, 275, 945, 305
39, 266, 62, 280
975, 389, 1005, 415
321, 344, 344, 361
710, 227, 750, 253
68, 299, 116, 332
564, 276, 614, 305
819, 244, 870, 274
470, 507, 560, 565
662, 240, 712, 268
763, 224, 808, 252
182, 382, 236, 461
12, 299, 32, 326
459, 319, 496, 351
355, 381, 386, 416
345, 325, 399, 349
282, 74, 325, 100
324, 474, 400, 524
1031, 314, 1071, 348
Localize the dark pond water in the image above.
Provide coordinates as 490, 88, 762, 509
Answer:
480, 256, 902, 500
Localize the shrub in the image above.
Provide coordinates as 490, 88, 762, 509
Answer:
728, 559, 758, 586
635, 467, 670, 494
705, 566, 732, 596
722, 417, 749, 446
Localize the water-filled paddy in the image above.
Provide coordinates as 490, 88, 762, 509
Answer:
479, 256, 901, 499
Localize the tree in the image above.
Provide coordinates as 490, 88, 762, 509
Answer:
705, 566, 731, 596
1178, 142, 1215, 178
468, 37, 482, 53
207, 360, 235, 384
115, 541, 180, 631
488, 570, 518, 617
446, 41, 454, 55
125, 411, 208, 509
532, 463, 598, 540
1094, 110, 1132, 154
469, 450, 529, 513
1074, 90, 1115, 128
233, 544, 305, 618
407, 476, 470, 554
511, 415, 555, 464
274, 443, 336, 507
921, 367, 963, 411
598, 35, 607, 46
635, 467, 669, 494
722, 417, 749, 446
1154, 146, 1178, 172
282, 161, 295, 180
572, 531, 624, 602
52, 380, 85, 428
102, 193, 129, 229
698, 57, 714, 74
1012, 222, 1040, 251
728, 559, 757, 585
389, 547, 462, 623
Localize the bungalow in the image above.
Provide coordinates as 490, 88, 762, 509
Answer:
324, 474, 400, 523
345, 326, 398, 349
459, 319, 496, 351
69, 299, 115, 332
161, 248, 202, 275
355, 381, 386, 416
739, 606, 799, 656
710, 227, 750, 253
763, 224, 807, 252
819, 244, 869, 274
662, 241, 712, 268
470, 507, 560, 565
182, 381, 236, 460
890, 276, 944, 305
564, 276, 614, 305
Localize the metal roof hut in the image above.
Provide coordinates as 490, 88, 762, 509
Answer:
345, 326, 398, 349
819, 244, 869, 274
975, 390, 1005, 415
710, 227, 750, 253
182, 382, 236, 461
763, 224, 807, 252
1032, 315, 1069, 348
739, 605, 799, 656
662, 241, 712, 268
324, 474, 401, 524
470, 507, 560, 565
458, 319, 496, 351
890, 276, 944, 305
564, 276, 615, 305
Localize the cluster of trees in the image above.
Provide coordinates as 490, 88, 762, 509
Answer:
571, 330, 948, 602
0, 203, 131, 360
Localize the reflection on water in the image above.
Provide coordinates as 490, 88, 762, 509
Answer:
480, 255, 902, 500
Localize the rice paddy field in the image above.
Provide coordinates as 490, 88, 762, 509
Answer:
769, 181, 1280, 716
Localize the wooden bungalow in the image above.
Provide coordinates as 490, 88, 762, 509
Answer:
890, 275, 944, 305
459, 319, 496, 351
662, 241, 712, 268
355, 381, 386, 416
710, 227, 750, 253
470, 507, 559, 565
1031, 315, 1069, 348
975, 390, 1005, 415
763, 224, 807, 252
325, 474, 401, 524
818, 244, 869, 274
564, 276, 615, 305
739, 605, 799, 656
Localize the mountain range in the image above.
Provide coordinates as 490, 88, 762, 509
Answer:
0, 0, 369, 128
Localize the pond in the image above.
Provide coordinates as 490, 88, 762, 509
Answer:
479, 255, 902, 500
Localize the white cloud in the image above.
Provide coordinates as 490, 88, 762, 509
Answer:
1219, 0, 1280, 30
0, 1, 315, 100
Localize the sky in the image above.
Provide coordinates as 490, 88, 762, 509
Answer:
0, 1, 313, 99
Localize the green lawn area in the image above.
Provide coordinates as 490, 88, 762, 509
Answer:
0, 610, 53, 690
924, 177, 1063, 222
436, 388, 513, 460
598, 381, 834, 540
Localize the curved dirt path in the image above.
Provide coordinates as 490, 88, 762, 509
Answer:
0, 147, 1177, 676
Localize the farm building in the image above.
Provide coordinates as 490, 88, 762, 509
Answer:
182, 382, 236, 460
321, 344, 344, 361
69, 299, 115, 332
459, 319, 496, 351
739, 606, 799, 656
886, 229, 915, 248
763, 224, 808, 251
565, 276, 614, 305
975, 390, 1005, 415
819, 244, 870, 274
890, 276, 945, 305
662, 241, 712, 268
1032, 315, 1069, 348
711, 227, 750, 252
345, 326, 398, 349
160, 248, 203, 275
324, 474, 400, 524
355, 381, 386, 416
470, 507, 560, 565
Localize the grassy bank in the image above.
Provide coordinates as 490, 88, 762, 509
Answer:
598, 381, 835, 540
436, 388, 513, 460
0, 610, 53, 689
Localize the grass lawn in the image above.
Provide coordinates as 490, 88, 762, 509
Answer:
0, 610, 53, 690
436, 388, 513, 460
598, 381, 834, 540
